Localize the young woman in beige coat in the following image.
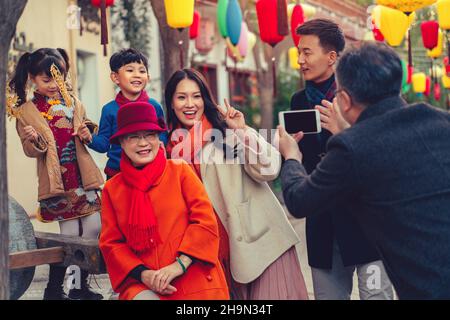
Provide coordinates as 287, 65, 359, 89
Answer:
165, 69, 308, 300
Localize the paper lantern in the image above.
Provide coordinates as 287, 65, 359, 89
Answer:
376, 0, 437, 14
437, 0, 450, 30
217, 0, 229, 38
91, 0, 115, 56
164, 0, 194, 29
427, 30, 443, 58
302, 3, 317, 18
434, 82, 442, 100
256, 0, 285, 47
372, 21, 385, 42
412, 73, 427, 93
401, 60, 408, 87
403, 83, 411, 93
195, 18, 215, 55
442, 74, 450, 88
289, 47, 300, 70
248, 31, 257, 51
373, 5, 409, 47
237, 22, 249, 58
421, 21, 439, 50
291, 4, 305, 47
190, 11, 201, 40
226, 0, 243, 45
425, 76, 432, 96
444, 57, 450, 75
277, 0, 289, 36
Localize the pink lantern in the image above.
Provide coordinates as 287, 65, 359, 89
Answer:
190, 11, 201, 40
195, 18, 215, 55
237, 22, 249, 58
425, 76, 431, 96
434, 82, 441, 101
290, 4, 305, 47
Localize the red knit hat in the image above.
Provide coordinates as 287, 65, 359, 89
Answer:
110, 101, 167, 144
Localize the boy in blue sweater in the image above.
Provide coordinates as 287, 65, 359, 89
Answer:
88, 48, 168, 179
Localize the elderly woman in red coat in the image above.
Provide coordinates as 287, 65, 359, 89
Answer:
99, 101, 229, 300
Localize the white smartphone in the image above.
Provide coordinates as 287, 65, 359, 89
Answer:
279, 109, 322, 134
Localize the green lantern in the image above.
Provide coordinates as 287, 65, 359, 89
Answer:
217, 0, 229, 38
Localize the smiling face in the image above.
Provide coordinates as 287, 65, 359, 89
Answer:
171, 78, 205, 129
120, 130, 160, 167
298, 34, 337, 83
111, 61, 149, 100
31, 73, 60, 98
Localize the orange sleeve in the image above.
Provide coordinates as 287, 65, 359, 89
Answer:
177, 163, 220, 265
99, 185, 144, 291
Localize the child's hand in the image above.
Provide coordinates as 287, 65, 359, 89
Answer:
23, 125, 39, 143
73, 123, 92, 144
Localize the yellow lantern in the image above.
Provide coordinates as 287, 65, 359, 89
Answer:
437, 0, 450, 30
289, 47, 300, 70
164, 0, 195, 29
376, 0, 437, 14
427, 30, 444, 58
302, 3, 317, 18
412, 73, 427, 93
373, 5, 409, 47
442, 74, 450, 88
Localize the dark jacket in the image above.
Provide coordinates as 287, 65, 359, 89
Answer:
290, 84, 379, 269
281, 96, 450, 299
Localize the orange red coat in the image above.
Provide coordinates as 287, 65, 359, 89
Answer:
99, 159, 230, 300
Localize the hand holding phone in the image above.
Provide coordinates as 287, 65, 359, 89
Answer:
278, 109, 322, 135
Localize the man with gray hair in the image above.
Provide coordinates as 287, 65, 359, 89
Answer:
277, 42, 450, 299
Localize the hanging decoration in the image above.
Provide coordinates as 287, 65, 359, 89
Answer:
190, 11, 201, 40
444, 56, 450, 76
376, 0, 437, 14
195, 18, 215, 55
289, 47, 300, 70
437, 0, 450, 61
372, 6, 409, 47
237, 22, 249, 59
301, 3, 317, 18
277, 0, 289, 37
256, 0, 288, 96
164, 0, 195, 69
248, 31, 257, 52
442, 73, 450, 88
425, 76, 432, 97
421, 21, 439, 50
226, 0, 243, 46
91, 0, 115, 56
412, 73, 427, 93
427, 29, 444, 58
290, 4, 305, 47
217, 0, 229, 38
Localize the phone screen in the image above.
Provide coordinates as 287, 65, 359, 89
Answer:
283, 111, 319, 134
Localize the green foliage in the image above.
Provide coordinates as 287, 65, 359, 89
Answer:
273, 70, 302, 127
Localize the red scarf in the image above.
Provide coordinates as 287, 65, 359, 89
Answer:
166, 116, 213, 178
120, 147, 166, 253
115, 90, 149, 107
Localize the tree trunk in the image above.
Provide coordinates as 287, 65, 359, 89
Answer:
148, 0, 189, 88
0, 0, 28, 300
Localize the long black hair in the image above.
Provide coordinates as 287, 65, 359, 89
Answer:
165, 68, 238, 158
165, 68, 228, 136
9, 48, 70, 104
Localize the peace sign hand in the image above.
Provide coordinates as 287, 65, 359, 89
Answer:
218, 98, 246, 130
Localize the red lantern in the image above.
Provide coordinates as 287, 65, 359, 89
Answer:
434, 82, 441, 101
425, 76, 431, 96
91, 0, 115, 56
256, 0, 285, 47
421, 21, 439, 50
291, 4, 305, 47
445, 57, 450, 76
372, 20, 385, 42
190, 11, 201, 40
277, 0, 289, 37
408, 65, 414, 84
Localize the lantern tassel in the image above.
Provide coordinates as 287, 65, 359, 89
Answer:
100, 0, 109, 57
408, 29, 412, 68
272, 57, 277, 97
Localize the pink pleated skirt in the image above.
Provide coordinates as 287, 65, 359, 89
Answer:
233, 246, 309, 300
